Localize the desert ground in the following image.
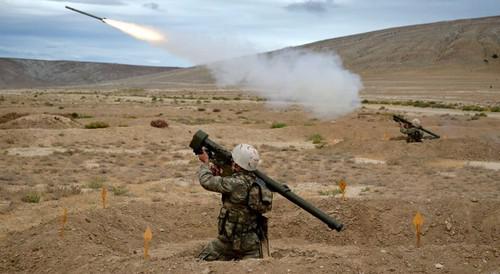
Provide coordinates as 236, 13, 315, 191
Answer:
0, 81, 499, 274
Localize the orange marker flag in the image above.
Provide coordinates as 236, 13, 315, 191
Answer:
339, 179, 347, 201
60, 208, 67, 238
413, 212, 424, 247
101, 186, 107, 209
144, 226, 153, 260
383, 132, 389, 141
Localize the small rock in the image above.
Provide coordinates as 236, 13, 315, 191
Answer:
159, 228, 165, 232
380, 249, 387, 253
445, 219, 452, 231
435, 263, 444, 269
470, 197, 479, 203
0, 200, 13, 213
85, 218, 91, 223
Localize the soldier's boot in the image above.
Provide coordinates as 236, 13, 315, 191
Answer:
198, 239, 233, 261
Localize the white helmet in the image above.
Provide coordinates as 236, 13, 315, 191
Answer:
412, 118, 421, 127
231, 144, 260, 171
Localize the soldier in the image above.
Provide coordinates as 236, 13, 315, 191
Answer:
399, 118, 423, 142
197, 144, 264, 261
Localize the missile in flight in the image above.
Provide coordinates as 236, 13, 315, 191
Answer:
65, 6, 106, 22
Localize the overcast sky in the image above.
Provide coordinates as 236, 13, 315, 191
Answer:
1, 0, 499, 67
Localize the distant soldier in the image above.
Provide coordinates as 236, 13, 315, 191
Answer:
197, 144, 270, 261
399, 118, 423, 142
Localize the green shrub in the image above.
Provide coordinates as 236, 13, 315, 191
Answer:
308, 133, 324, 144
489, 106, 500, 112
22, 192, 41, 203
85, 121, 109, 129
87, 178, 105, 189
271, 122, 287, 129
111, 185, 128, 196
462, 105, 487, 112
70, 112, 93, 119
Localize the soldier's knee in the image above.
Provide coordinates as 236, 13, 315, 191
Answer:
198, 239, 231, 261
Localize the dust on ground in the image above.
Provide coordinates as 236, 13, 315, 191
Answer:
0, 89, 499, 273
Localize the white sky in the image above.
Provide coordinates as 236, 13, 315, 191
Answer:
1, 0, 499, 67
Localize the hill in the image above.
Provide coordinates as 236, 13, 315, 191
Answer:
115, 16, 500, 88
0, 58, 179, 89
300, 15, 500, 73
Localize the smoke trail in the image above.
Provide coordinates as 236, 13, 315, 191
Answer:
102, 19, 362, 118
104, 19, 166, 43
208, 49, 362, 118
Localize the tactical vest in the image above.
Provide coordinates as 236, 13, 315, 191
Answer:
218, 172, 258, 245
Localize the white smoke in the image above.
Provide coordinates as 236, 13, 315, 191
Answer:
208, 49, 362, 118
104, 19, 166, 43
104, 19, 362, 118
152, 31, 257, 65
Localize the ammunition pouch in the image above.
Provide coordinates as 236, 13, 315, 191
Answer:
218, 207, 259, 250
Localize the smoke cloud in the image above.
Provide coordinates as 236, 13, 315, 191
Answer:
208, 49, 362, 118
104, 19, 362, 118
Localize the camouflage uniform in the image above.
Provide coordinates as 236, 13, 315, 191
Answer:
400, 127, 423, 143
197, 164, 262, 261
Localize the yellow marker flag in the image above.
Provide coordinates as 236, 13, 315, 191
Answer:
339, 179, 347, 201
60, 208, 67, 238
144, 226, 153, 259
413, 212, 424, 247
101, 186, 107, 209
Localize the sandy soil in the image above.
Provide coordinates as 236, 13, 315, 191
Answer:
0, 89, 499, 273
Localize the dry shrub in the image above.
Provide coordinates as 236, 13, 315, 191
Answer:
21, 192, 41, 203
111, 185, 129, 196
46, 185, 82, 200
85, 121, 109, 129
150, 119, 169, 128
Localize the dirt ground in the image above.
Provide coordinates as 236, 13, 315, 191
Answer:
0, 88, 499, 274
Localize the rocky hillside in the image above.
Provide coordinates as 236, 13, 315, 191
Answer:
300, 15, 500, 73
0, 58, 179, 89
